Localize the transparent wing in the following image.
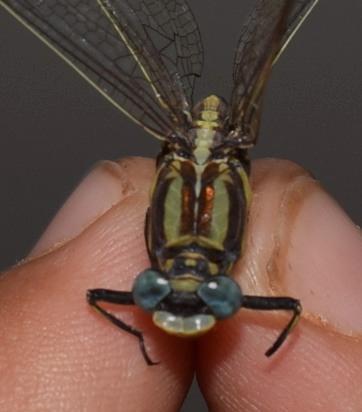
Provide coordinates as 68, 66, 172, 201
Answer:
0, 0, 203, 140
229, 0, 319, 146
274, 0, 319, 64
118, 0, 203, 105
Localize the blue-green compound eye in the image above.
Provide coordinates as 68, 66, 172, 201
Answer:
132, 269, 171, 311
197, 276, 243, 319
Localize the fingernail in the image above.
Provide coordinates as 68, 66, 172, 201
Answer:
29, 159, 136, 257
282, 181, 362, 334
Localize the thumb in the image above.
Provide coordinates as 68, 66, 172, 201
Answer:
197, 159, 362, 412
0, 157, 194, 412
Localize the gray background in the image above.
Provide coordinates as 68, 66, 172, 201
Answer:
0, 1, 361, 410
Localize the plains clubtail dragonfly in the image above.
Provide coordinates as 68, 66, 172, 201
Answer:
0, 0, 319, 364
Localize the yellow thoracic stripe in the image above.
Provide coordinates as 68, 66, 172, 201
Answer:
238, 166, 252, 207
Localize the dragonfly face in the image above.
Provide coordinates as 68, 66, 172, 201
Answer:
132, 268, 243, 336
1, 0, 318, 364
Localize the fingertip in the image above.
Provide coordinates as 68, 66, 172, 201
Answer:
235, 158, 362, 334
29, 157, 155, 258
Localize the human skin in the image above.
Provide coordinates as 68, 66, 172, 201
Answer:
0, 157, 361, 411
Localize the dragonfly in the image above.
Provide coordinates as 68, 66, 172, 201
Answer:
0, 0, 319, 365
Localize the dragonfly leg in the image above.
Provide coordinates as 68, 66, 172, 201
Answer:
242, 295, 302, 356
87, 289, 158, 365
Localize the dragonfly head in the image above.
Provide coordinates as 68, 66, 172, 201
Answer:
132, 269, 243, 336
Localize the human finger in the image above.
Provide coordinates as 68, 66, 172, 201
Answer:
0, 158, 194, 412
197, 159, 362, 412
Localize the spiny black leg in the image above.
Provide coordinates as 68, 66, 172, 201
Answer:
242, 296, 302, 357
87, 289, 159, 366
87, 289, 135, 305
